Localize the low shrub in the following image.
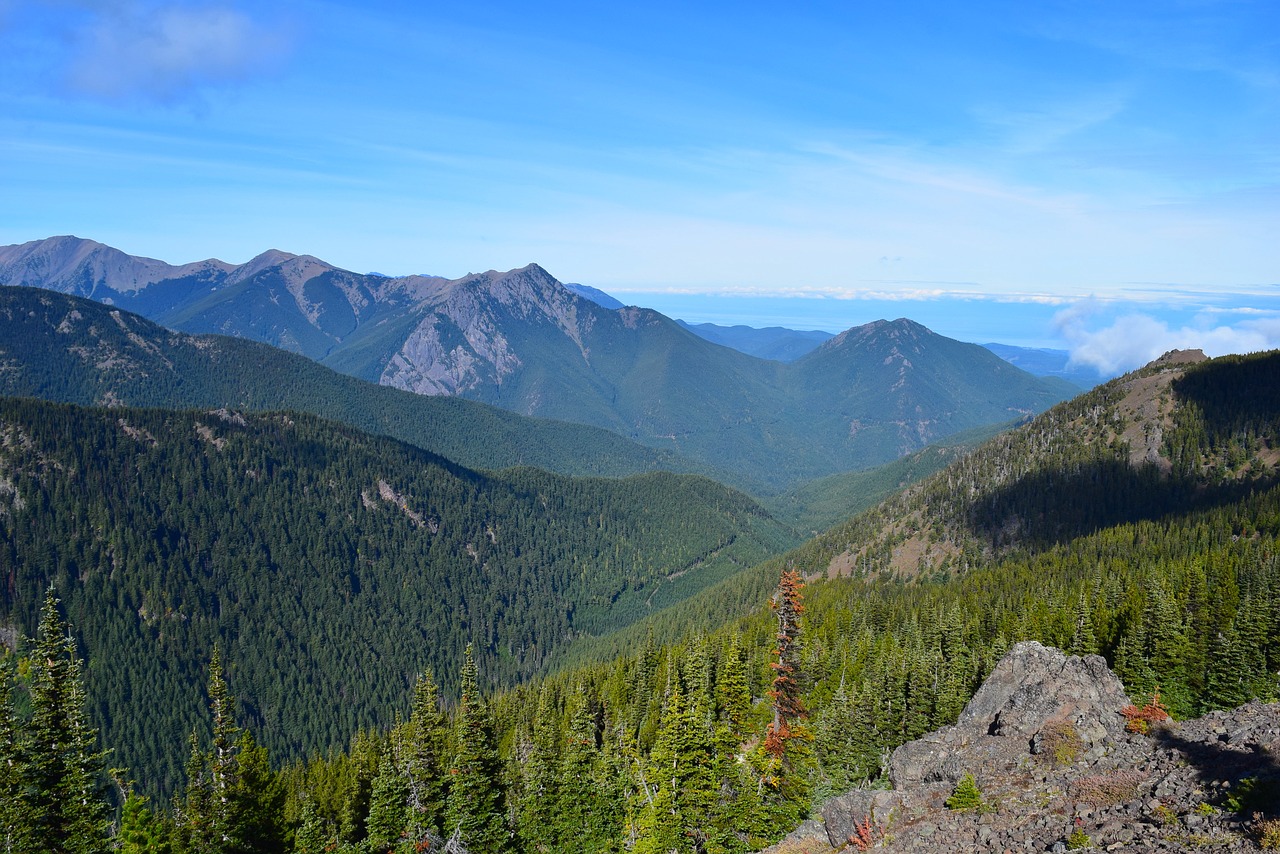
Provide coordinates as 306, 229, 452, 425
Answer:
1066, 825, 1092, 850
946, 773, 985, 811
1256, 814, 1280, 850
1121, 689, 1171, 734
1069, 770, 1144, 807
1038, 720, 1083, 766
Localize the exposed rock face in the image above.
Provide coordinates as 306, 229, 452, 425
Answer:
769, 643, 1280, 853
889, 641, 1131, 788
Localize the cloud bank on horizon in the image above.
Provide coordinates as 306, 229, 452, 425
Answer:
0, 0, 1276, 371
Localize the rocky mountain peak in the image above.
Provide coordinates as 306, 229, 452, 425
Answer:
226, 248, 309, 283
817, 317, 935, 356
1153, 348, 1208, 366
0, 235, 231, 295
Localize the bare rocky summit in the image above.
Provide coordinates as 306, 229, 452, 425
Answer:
767, 642, 1280, 852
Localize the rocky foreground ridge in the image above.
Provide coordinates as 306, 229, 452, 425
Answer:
769, 642, 1280, 852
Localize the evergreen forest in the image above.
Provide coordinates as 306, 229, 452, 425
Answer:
2, 351, 1279, 852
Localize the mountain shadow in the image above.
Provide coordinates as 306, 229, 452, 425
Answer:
962, 458, 1280, 551
1171, 351, 1280, 440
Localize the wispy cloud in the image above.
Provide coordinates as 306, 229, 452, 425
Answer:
971, 89, 1132, 155
63, 1, 291, 103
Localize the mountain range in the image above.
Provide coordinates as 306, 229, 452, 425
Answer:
568, 287, 1105, 388
0, 287, 712, 481
0, 236, 1076, 492
1, 243, 1277, 848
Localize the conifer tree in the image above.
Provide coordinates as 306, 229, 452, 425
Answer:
291, 800, 327, 854
445, 645, 507, 853
516, 684, 560, 851
337, 729, 383, 845
557, 688, 623, 852
714, 635, 750, 749
365, 749, 409, 851
118, 792, 172, 854
175, 651, 284, 854
226, 731, 285, 854
813, 679, 879, 796
21, 590, 111, 854
764, 569, 806, 756
1068, 591, 1098, 657
206, 647, 239, 851
403, 670, 448, 838
1, 656, 22, 854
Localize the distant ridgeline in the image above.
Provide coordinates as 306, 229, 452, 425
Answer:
0, 238, 1075, 493
0, 286, 713, 481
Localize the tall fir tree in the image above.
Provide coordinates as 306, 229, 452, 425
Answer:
20, 590, 111, 854
445, 645, 508, 853
403, 670, 448, 839
1, 655, 22, 854
365, 748, 409, 851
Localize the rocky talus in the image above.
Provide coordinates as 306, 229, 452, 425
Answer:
767, 642, 1280, 852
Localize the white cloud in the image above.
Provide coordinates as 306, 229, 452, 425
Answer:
66, 2, 288, 103
1057, 308, 1280, 375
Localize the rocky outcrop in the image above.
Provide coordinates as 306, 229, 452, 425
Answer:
888, 641, 1131, 789
769, 643, 1280, 853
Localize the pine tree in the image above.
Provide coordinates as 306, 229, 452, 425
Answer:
516, 684, 560, 851
365, 749, 409, 851
1, 655, 23, 854
445, 645, 508, 853
118, 792, 172, 854
403, 670, 447, 838
21, 590, 111, 854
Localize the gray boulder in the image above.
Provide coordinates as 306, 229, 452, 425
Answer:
888, 641, 1131, 788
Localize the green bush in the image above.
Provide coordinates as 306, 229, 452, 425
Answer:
946, 774, 985, 811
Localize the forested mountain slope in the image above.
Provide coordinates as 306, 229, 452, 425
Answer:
0, 398, 795, 796
0, 287, 711, 480
2, 353, 1277, 853
560, 348, 1280, 668
268, 365, 1280, 852
2, 237, 1073, 492
809, 347, 1279, 581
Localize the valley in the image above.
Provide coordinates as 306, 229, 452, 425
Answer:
0, 239, 1277, 853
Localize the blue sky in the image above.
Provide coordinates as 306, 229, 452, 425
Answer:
1, 0, 1277, 369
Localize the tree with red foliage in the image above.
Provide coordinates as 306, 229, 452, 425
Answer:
757, 567, 811, 798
